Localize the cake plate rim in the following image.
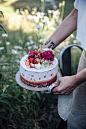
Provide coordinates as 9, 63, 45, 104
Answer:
16, 71, 60, 91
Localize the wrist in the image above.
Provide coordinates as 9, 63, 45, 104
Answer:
73, 71, 86, 86
72, 74, 80, 86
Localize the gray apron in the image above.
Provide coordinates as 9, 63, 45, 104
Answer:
68, 49, 86, 129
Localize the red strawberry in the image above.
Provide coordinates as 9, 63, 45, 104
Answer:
34, 50, 38, 55
39, 49, 41, 53
30, 63, 35, 68
34, 58, 40, 64
25, 61, 30, 66
29, 58, 34, 63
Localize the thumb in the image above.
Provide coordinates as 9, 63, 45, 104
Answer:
52, 79, 60, 87
51, 79, 60, 92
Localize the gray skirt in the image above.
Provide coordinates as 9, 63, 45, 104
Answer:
68, 49, 86, 129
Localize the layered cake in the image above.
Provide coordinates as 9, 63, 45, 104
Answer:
20, 48, 58, 87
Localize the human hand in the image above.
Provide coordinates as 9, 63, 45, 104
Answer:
51, 76, 78, 95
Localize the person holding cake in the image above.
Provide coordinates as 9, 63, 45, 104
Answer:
42, 0, 86, 128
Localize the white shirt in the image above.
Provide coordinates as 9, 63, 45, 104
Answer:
74, 0, 86, 50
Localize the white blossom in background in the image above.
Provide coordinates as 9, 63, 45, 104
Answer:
45, 36, 48, 39
20, 10, 25, 15
17, 14, 22, 19
47, 21, 52, 27
2, 33, 8, 37
36, 25, 42, 31
44, 16, 49, 22
38, 39, 43, 43
55, 48, 60, 52
26, 42, 30, 45
39, 22, 43, 28
55, 46, 61, 52
28, 46, 32, 49
31, 11, 35, 15
23, 30, 27, 33
36, 12, 44, 19
50, 27, 56, 31
16, 9, 19, 14
6, 42, 10, 45
40, 12, 45, 17
33, 46, 38, 49
27, 15, 33, 21
41, 19, 46, 24
2, 66, 6, 70
37, 33, 43, 37
73, 40, 77, 44
30, 40, 34, 45
48, 10, 52, 13
12, 49, 18, 54
28, 36, 32, 40
53, 10, 60, 16
56, 45, 62, 49
0, 47, 4, 50
36, 12, 41, 18
14, 46, 22, 49
66, 41, 70, 44
33, 16, 39, 23
70, 34, 75, 38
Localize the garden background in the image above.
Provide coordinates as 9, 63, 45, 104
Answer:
0, 0, 82, 129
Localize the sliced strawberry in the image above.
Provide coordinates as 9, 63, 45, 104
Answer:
30, 63, 35, 68
25, 61, 30, 66
29, 58, 34, 63
34, 50, 38, 55
34, 58, 40, 64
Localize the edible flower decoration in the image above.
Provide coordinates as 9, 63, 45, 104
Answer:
42, 50, 54, 60
28, 50, 35, 58
25, 48, 55, 69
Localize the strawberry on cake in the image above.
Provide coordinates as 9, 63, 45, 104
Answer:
20, 48, 58, 87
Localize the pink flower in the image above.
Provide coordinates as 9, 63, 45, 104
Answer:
42, 50, 54, 60
28, 50, 35, 58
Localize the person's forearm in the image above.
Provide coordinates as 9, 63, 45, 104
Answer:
42, 8, 78, 49
73, 68, 86, 86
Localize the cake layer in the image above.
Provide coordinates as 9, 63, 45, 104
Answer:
20, 74, 57, 87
